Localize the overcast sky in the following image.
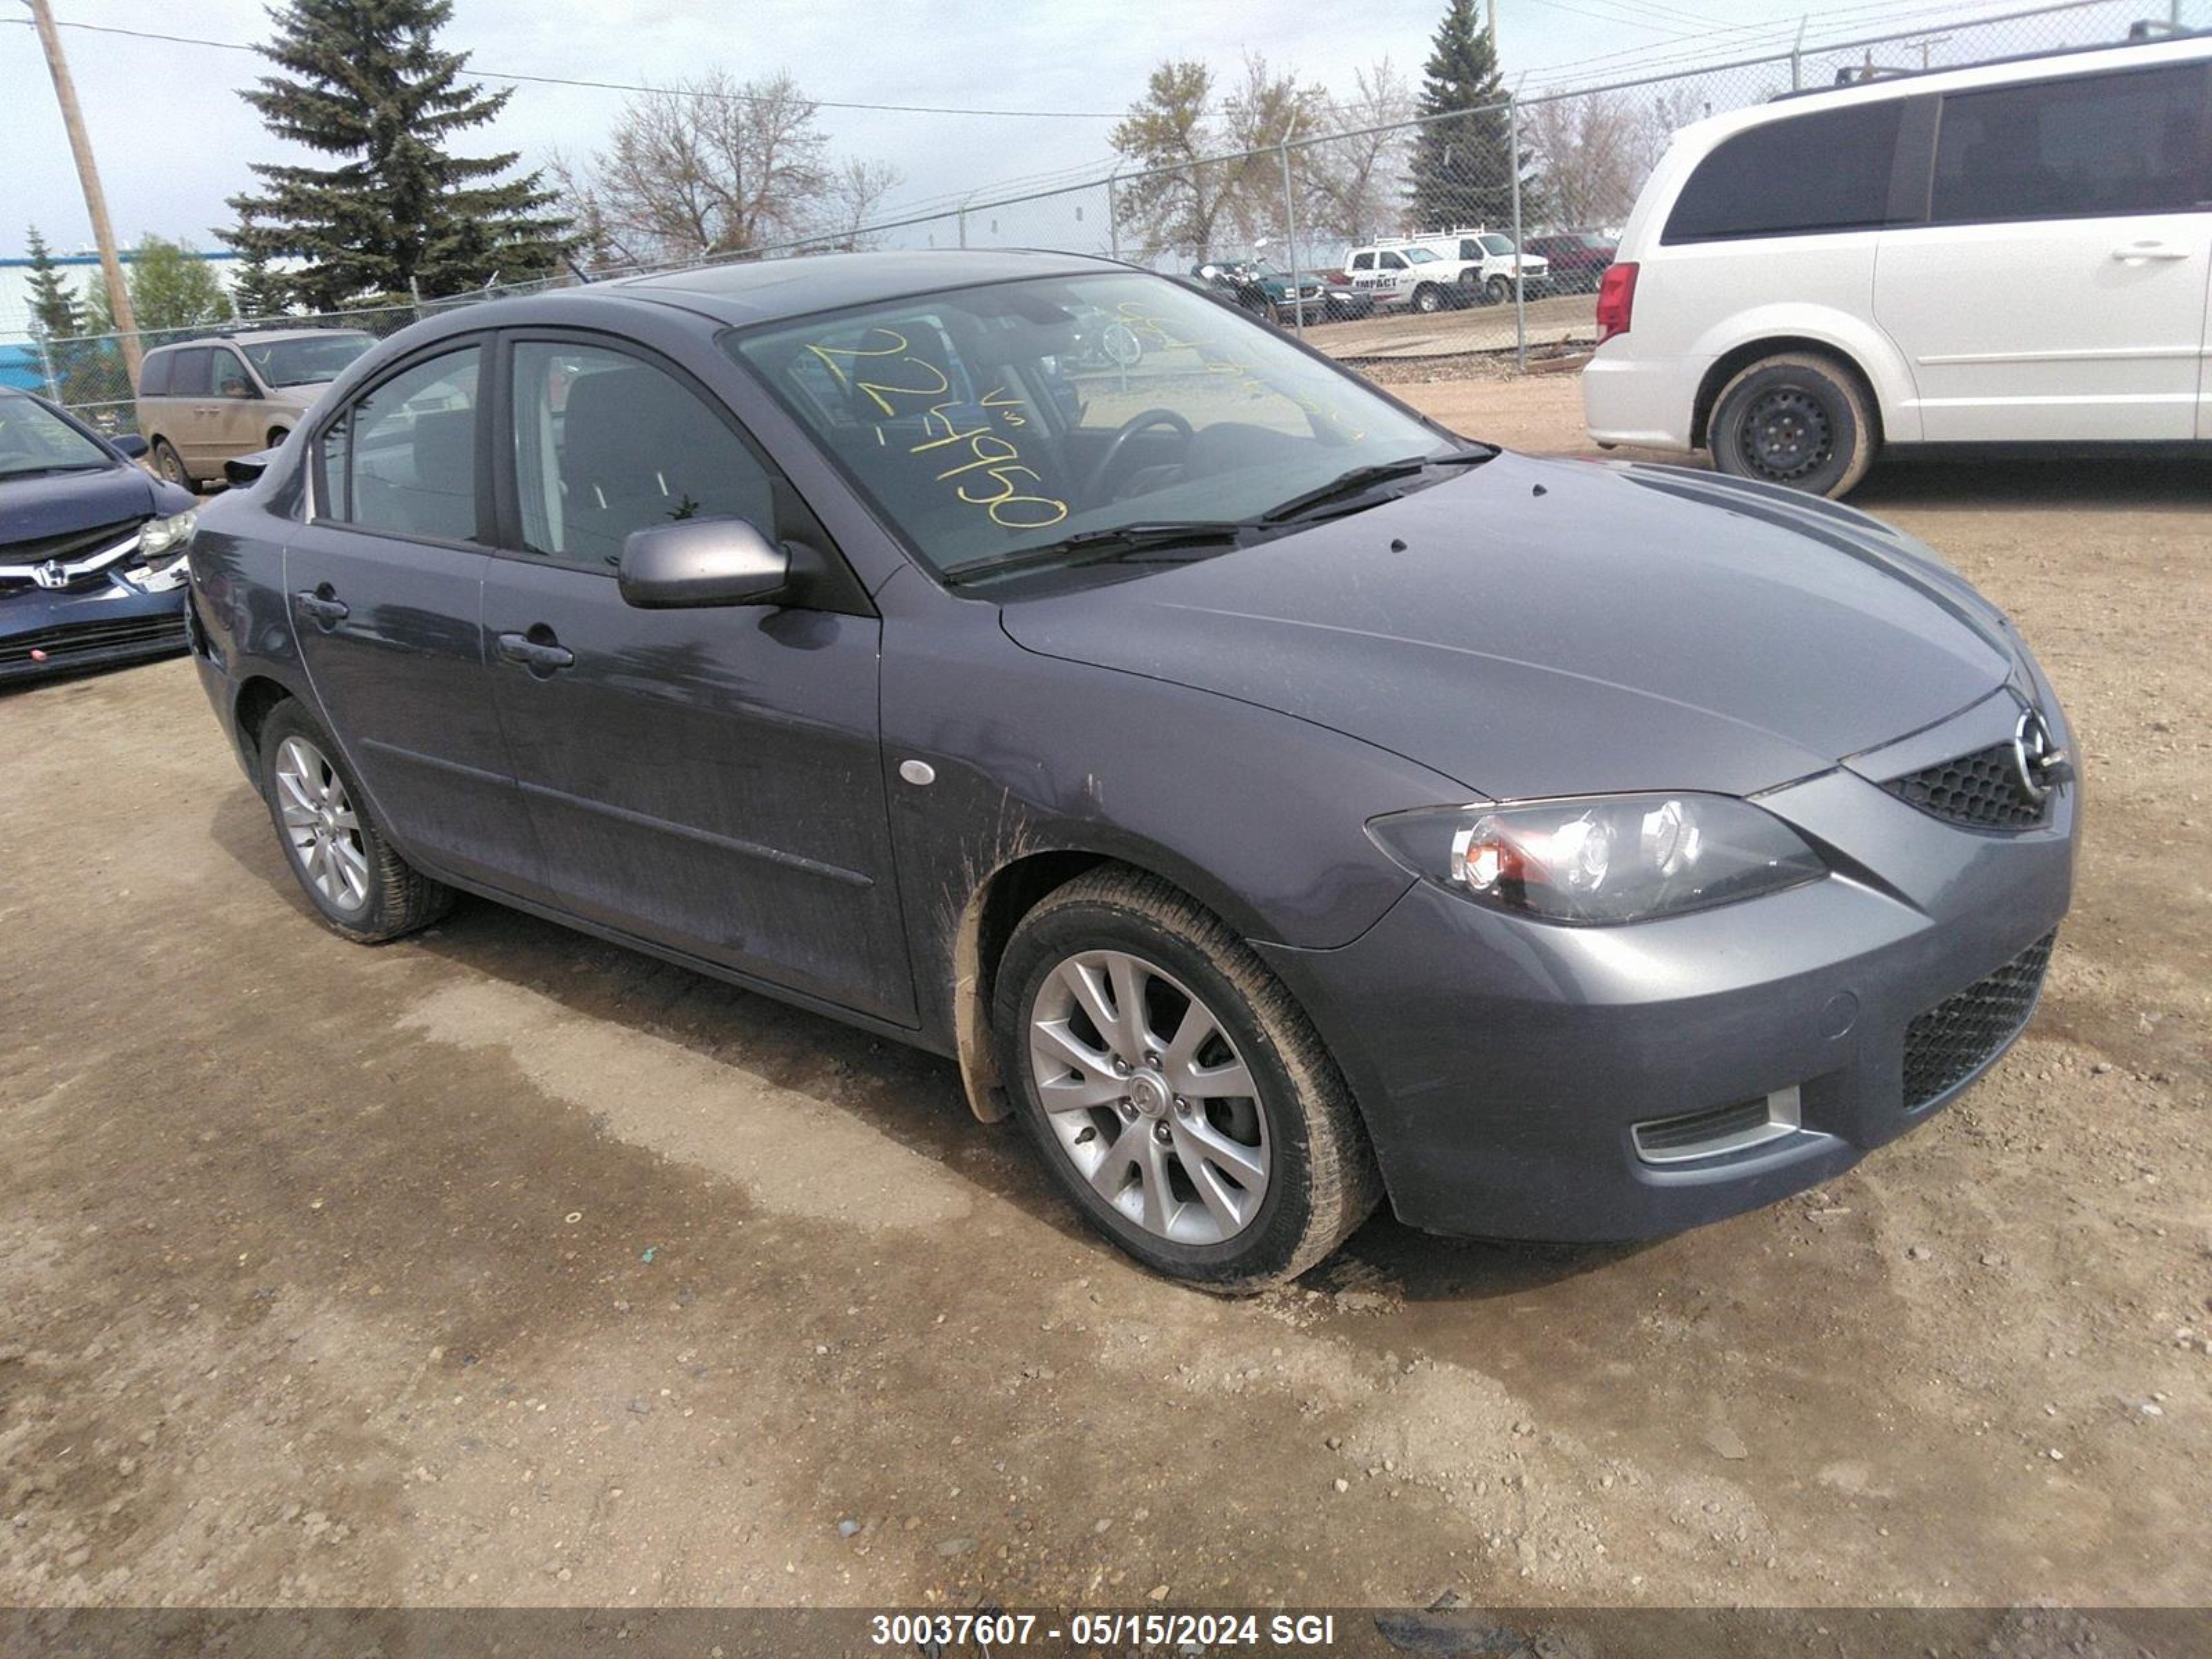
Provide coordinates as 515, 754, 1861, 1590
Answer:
5, 0, 2076, 259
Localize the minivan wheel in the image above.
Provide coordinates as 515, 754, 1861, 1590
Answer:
995, 868, 1380, 1289
151, 438, 191, 488
1411, 283, 1443, 315
1709, 352, 1877, 498
256, 701, 455, 943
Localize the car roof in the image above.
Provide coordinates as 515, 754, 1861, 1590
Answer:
603, 247, 1127, 326
1680, 30, 2211, 148
144, 327, 375, 354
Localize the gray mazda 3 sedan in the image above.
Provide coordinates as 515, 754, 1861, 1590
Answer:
182, 251, 2077, 1288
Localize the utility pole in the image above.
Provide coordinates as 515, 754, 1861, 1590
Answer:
1487, 0, 1499, 59
26, 0, 140, 386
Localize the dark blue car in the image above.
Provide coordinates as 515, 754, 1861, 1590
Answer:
1, 387, 200, 684
182, 252, 2077, 1287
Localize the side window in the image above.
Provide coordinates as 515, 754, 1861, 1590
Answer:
211, 349, 254, 400
317, 345, 483, 543
511, 341, 778, 573
1460, 240, 1480, 261
139, 353, 173, 397
1932, 65, 2211, 224
1351, 252, 1374, 270
168, 348, 212, 398
1380, 251, 1406, 270
1664, 100, 1906, 242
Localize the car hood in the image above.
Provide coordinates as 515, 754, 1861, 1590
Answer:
996, 451, 2020, 800
0, 464, 171, 547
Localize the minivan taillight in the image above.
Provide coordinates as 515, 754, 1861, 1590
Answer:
1595, 261, 1638, 343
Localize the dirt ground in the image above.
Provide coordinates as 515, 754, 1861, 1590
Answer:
1, 374, 2206, 1625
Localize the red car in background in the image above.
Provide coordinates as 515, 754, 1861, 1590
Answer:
1524, 232, 1618, 294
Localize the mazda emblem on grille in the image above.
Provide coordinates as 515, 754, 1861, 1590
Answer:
2012, 706, 2066, 803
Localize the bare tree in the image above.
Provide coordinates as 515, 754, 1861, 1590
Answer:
825, 156, 903, 249
1519, 89, 1640, 232
556, 70, 836, 267
1300, 57, 1415, 244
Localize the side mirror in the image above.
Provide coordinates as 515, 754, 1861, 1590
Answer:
1197, 263, 1222, 281
618, 517, 789, 609
224, 449, 276, 487
112, 433, 150, 460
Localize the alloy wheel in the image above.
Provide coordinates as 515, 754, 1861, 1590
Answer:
1027, 949, 1271, 1246
274, 735, 371, 912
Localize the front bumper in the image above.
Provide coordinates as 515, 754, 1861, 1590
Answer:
0, 572, 189, 685
1257, 684, 2079, 1241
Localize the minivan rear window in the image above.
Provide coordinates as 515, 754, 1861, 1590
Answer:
1664, 100, 1906, 243
1931, 64, 2211, 224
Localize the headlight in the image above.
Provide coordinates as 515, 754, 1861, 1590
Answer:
138, 508, 198, 559
1366, 793, 1826, 925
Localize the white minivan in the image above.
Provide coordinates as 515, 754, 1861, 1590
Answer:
1583, 31, 2212, 496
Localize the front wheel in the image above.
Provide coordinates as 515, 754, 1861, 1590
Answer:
995, 869, 1380, 1289
1485, 274, 1512, 306
150, 438, 192, 488
1411, 283, 1443, 315
1709, 352, 1877, 498
256, 700, 455, 942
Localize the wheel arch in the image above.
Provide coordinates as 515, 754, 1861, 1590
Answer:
1689, 330, 1902, 450
231, 672, 301, 772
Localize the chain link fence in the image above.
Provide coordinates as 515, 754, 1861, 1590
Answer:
6, 0, 2204, 430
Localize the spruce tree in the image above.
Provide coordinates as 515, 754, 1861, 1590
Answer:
228, 217, 293, 319
1405, 0, 1532, 232
222, 0, 568, 309
24, 226, 81, 340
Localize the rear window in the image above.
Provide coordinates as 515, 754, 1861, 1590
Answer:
139, 352, 173, 397
1664, 100, 1905, 243
1931, 64, 2211, 223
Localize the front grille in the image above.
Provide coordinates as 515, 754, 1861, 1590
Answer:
1884, 740, 2047, 830
1902, 931, 2055, 1109
0, 613, 186, 667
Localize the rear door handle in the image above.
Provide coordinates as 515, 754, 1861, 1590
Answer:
2110, 241, 2189, 261
495, 630, 574, 673
294, 589, 349, 624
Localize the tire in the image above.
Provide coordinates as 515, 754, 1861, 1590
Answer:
1708, 351, 1877, 499
1456, 270, 1481, 306
1411, 283, 1443, 315
150, 438, 193, 489
256, 700, 455, 944
994, 868, 1380, 1290
1485, 274, 1512, 306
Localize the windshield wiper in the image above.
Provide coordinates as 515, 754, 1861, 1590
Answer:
1257, 447, 1494, 525
940, 520, 1251, 586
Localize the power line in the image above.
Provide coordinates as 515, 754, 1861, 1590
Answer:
0, 15, 1129, 120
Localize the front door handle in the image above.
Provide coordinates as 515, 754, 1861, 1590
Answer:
294, 589, 349, 624
2110, 241, 2189, 261
495, 629, 575, 673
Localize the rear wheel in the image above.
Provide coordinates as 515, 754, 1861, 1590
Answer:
256, 701, 455, 943
995, 869, 1380, 1289
150, 438, 191, 488
1709, 351, 1877, 498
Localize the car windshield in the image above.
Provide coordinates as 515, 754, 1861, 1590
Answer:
239, 332, 375, 387
1479, 234, 1517, 255
731, 272, 1463, 582
0, 395, 110, 478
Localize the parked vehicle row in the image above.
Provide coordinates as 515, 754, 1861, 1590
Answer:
1343, 228, 1559, 313
1585, 29, 2212, 496
180, 250, 2074, 1288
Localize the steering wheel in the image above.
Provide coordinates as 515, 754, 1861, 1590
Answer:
1081, 407, 1194, 505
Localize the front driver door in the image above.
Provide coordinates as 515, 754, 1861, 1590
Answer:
289, 339, 534, 892
480, 335, 915, 1025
